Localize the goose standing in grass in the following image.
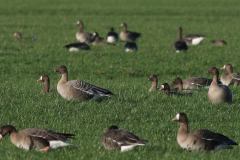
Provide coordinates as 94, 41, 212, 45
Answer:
182, 77, 215, 89
172, 113, 238, 151
184, 34, 206, 45
92, 32, 113, 46
64, 42, 90, 51
148, 74, 159, 91
212, 40, 227, 46
220, 64, 240, 86
0, 125, 75, 152
119, 23, 141, 41
106, 27, 118, 43
207, 67, 232, 103
170, 77, 200, 92
124, 42, 138, 52
13, 32, 36, 40
54, 65, 113, 101
173, 27, 188, 52
101, 125, 148, 152
160, 83, 192, 96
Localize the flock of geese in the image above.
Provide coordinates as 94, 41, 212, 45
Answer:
2, 21, 237, 153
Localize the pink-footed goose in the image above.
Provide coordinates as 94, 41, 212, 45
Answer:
207, 67, 232, 103
170, 77, 200, 92
172, 113, 238, 151
220, 64, 240, 86
13, 32, 36, 40
101, 125, 148, 152
182, 77, 217, 89
184, 34, 206, 45
54, 65, 113, 101
106, 27, 118, 43
173, 27, 188, 52
119, 23, 141, 42
75, 21, 94, 43
0, 125, 75, 152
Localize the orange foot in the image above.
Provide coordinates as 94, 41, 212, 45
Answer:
42, 146, 50, 153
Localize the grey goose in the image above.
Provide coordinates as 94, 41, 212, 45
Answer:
101, 125, 148, 152
0, 125, 75, 152
220, 64, 240, 86
207, 67, 232, 103
172, 113, 238, 151
119, 23, 141, 42
182, 77, 216, 89
173, 27, 188, 52
54, 65, 113, 101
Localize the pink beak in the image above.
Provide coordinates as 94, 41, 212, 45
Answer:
13, 33, 17, 36
172, 117, 178, 121
220, 67, 225, 69
37, 79, 42, 81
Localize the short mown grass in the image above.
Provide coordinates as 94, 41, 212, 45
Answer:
1, 0, 240, 159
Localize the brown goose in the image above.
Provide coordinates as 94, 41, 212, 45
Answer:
0, 125, 75, 152
119, 23, 141, 42
171, 77, 200, 92
13, 32, 36, 40
207, 67, 232, 103
37, 75, 50, 93
160, 83, 192, 96
92, 32, 113, 46
212, 40, 227, 46
184, 34, 206, 45
106, 27, 118, 43
54, 65, 113, 101
172, 113, 238, 151
173, 27, 188, 52
75, 21, 94, 43
220, 64, 240, 86
101, 125, 148, 152
182, 77, 215, 89
147, 74, 159, 91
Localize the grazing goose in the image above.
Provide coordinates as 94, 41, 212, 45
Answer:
148, 74, 159, 91
207, 67, 232, 103
173, 27, 188, 52
101, 125, 148, 152
184, 34, 206, 45
54, 65, 113, 101
172, 113, 238, 151
182, 77, 215, 89
119, 23, 141, 41
64, 42, 90, 51
220, 64, 240, 86
171, 77, 200, 92
212, 40, 227, 46
13, 32, 36, 40
106, 27, 118, 43
0, 125, 75, 152
124, 42, 138, 52
160, 83, 192, 96
92, 32, 113, 46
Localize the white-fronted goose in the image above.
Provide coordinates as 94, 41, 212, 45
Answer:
182, 77, 214, 89
172, 113, 238, 151
75, 21, 94, 43
173, 27, 188, 52
37, 75, 57, 93
184, 34, 206, 45
54, 65, 113, 100
220, 64, 240, 86
160, 83, 192, 96
212, 40, 227, 46
92, 32, 113, 46
0, 125, 75, 152
13, 32, 36, 40
64, 42, 90, 51
124, 42, 138, 52
171, 77, 200, 92
106, 27, 118, 43
119, 23, 141, 42
148, 74, 159, 91
101, 125, 148, 152
207, 67, 232, 103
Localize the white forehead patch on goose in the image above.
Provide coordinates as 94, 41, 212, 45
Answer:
39, 76, 42, 80
162, 85, 164, 89
176, 113, 180, 120
224, 65, 226, 68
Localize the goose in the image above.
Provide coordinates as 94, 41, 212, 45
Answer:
172, 113, 238, 151
173, 27, 188, 52
64, 42, 90, 51
54, 65, 113, 101
148, 74, 159, 91
13, 32, 36, 40
184, 34, 206, 45
220, 64, 240, 86
75, 21, 94, 43
92, 32, 113, 46
170, 77, 200, 92
212, 40, 227, 46
206, 67, 232, 103
119, 23, 141, 41
124, 42, 138, 52
106, 27, 118, 43
160, 83, 192, 96
0, 125, 75, 152
37, 75, 57, 93
182, 77, 215, 89
101, 125, 148, 152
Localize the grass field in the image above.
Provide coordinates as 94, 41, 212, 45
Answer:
1, 0, 240, 159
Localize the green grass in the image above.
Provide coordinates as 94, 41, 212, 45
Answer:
1, 0, 240, 159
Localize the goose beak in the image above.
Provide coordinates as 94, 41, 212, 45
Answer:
206, 70, 210, 73
37, 79, 42, 81
160, 87, 164, 90
220, 67, 225, 69
172, 117, 178, 121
